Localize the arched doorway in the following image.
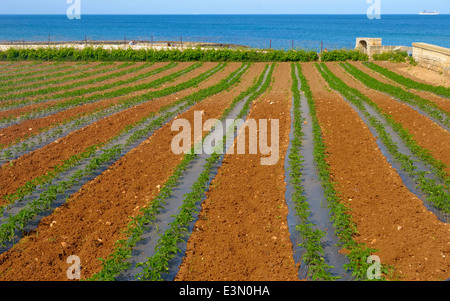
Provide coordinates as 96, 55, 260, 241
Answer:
357, 40, 368, 54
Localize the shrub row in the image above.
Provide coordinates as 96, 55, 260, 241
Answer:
0, 46, 319, 62
320, 49, 368, 62
0, 46, 375, 63
372, 51, 416, 64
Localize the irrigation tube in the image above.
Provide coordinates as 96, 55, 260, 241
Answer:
284, 64, 351, 280
115, 65, 272, 281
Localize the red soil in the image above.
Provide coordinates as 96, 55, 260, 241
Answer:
373, 61, 449, 88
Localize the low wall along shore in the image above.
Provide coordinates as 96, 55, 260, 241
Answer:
412, 42, 450, 76
0, 42, 236, 52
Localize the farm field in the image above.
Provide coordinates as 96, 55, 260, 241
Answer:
0, 59, 448, 282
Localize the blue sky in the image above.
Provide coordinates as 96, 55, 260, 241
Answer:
1, 0, 448, 14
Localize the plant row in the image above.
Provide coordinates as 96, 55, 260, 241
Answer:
0, 61, 190, 124
0, 61, 133, 107
286, 63, 339, 280
0, 62, 89, 90
0, 62, 177, 149
341, 62, 450, 128
0, 61, 63, 82
363, 62, 450, 98
0, 61, 143, 104
0, 62, 231, 212
0, 96, 130, 161
0, 62, 223, 157
0, 63, 249, 248
0, 61, 30, 70
89, 63, 273, 281
295, 63, 384, 280
0, 61, 42, 71
317, 63, 449, 213
0, 62, 113, 96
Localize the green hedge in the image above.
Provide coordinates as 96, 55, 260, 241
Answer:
0, 46, 379, 62
372, 50, 416, 64
320, 49, 368, 62
0, 46, 320, 62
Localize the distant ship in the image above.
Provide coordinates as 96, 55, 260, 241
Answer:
419, 10, 440, 15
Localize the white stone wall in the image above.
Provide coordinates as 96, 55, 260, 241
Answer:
412, 43, 450, 76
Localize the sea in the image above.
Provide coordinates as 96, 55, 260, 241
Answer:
0, 14, 449, 51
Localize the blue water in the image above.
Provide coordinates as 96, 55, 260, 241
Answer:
0, 14, 449, 50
